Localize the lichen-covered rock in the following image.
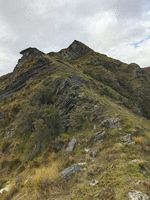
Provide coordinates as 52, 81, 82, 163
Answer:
128, 190, 150, 200
66, 137, 77, 152
60, 164, 81, 180
101, 118, 119, 129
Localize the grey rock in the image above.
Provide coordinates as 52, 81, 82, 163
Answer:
136, 180, 143, 185
128, 190, 150, 200
66, 137, 77, 152
85, 148, 90, 152
93, 125, 96, 130
90, 180, 98, 186
129, 159, 140, 164
122, 134, 135, 145
91, 105, 98, 113
101, 118, 119, 129
60, 164, 81, 180
94, 131, 106, 143
4, 129, 13, 138
89, 147, 99, 158
95, 131, 101, 135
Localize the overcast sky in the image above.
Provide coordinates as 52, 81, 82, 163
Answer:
0, 0, 150, 77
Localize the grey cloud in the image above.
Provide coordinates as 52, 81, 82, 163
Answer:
0, 0, 149, 76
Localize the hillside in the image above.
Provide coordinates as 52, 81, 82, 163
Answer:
0, 40, 150, 199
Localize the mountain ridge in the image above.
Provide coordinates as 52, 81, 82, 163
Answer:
0, 40, 149, 118
0, 41, 150, 199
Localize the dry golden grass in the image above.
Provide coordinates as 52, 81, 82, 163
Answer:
133, 136, 147, 145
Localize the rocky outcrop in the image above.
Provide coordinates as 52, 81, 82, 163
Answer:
128, 190, 150, 200
53, 74, 93, 130
60, 164, 81, 180
101, 118, 119, 129
0, 50, 51, 101
122, 134, 135, 145
58, 40, 91, 61
94, 131, 106, 143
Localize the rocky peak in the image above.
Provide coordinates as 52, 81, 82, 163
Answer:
59, 40, 91, 61
67, 40, 89, 51
13, 47, 44, 74
20, 47, 43, 56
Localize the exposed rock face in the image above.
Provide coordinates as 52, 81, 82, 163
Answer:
13, 47, 45, 74
60, 164, 81, 180
101, 118, 119, 129
0, 48, 48, 101
128, 190, 150, 200
59, 40, 91, 61
53, 74, 93, 130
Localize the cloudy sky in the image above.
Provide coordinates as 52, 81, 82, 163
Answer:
0, 0, 150, 76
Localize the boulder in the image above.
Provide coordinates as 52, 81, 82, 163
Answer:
60, 164, 81, 180
122, 134, 135, 145
66, 137, 77, 152
128, 190, 150, 200
101, 118, 119, 129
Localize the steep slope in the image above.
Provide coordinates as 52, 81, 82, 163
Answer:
0, 41, 150, 199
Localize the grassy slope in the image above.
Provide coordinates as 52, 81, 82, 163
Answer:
0, 45, 150, 199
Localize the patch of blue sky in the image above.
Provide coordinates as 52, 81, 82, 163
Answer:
147, 0, 150, 10
132, 35, 150, 48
